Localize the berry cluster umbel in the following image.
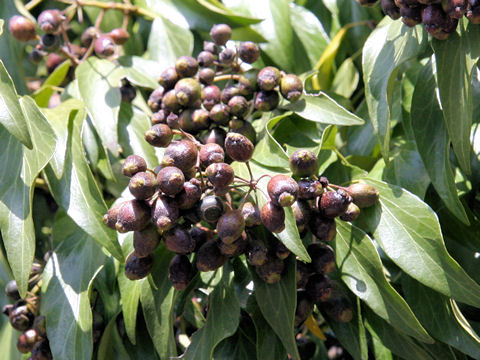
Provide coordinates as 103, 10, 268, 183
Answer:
101, 23, 379, 325
360, 0, 480, 39
2, 263, 52, 360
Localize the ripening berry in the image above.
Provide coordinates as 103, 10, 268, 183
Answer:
152, 195, 179, 232
94, 35, 116, 58
197, 51, 215, 67
175, 178, 202, 210
103, 202, 123, 229
202, 85, 221, 111
17, 329, 38, 354
158, 67, 179, 90
200, 143, 225, 168
38, 9, 63, 33
320, 189, 352, 218
81, 26, 98, 47
228, 95, 248, 118
257, 66, 281, 91
297, 179, 323, 200
169, 255, 194, 290
296, 261, 311, 289
210, 24, 232, 45
147, 87, 164, 112
8, 16, 36, 42
239, 41, 260, 63
203, 41, 218, 54
289, 149, 318, 177
339, 202, 360, 221
129, 171, 157, 200
175, 56, 198, 78
224, 132, 254, 162
199, 67, 215, 85
192, 108, 211, 131
145, 124, 173, 148
122, 155, 147, 177
324, 295, 353, 323
218, 233, 247, 257
241, 202, 261, 227
203, 127, 226, 147
219, 47, 236, 65
247, 238, 268, 266
209, 103, 230, 125
280, 74, 303, 102
174, 78, 201, 107
157, 166, 185, 196
254, 90, 280, 111
115, 200, 151, 233
162, 140, 198, 172
345, 182, 379, 208
206, 162, 234, 190
216, 210, 245, 244
267, 175, 299, 207
109, 28, 130, 45
292, 200, 311, 233
261, 201, 285, 233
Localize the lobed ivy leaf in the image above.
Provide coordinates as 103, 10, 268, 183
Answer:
42, 100, 123, 261
361, 179, 480, 308
33, 60, 71, 108
251, 256, 300, 360
282, 93, 364, 126
0, 61, 32, 148
402, 276, 480, 359
334, 221, 432, 343
411, 59, 469, 224
0, 96, 56, 297
365, 308, 435, 360
140, 246, 177, 360
41, 213, 106, 360
183, 263, 240, 360
76, 58, 123, 156
362, 18, 427, 162
431, 23, 480, 176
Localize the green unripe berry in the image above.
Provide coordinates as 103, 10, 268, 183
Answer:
280, 74, 303, 102
174, 78, 201, 107
346, 182, 379, 208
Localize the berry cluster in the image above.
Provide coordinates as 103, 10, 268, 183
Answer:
102, 25, 380, 328
359, 0, 479, 39
2, 263, 52, 360
9, 6, 130, 66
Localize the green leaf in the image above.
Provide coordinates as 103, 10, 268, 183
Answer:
43, 100, 123, 261
432, 25, 480, 175
212, 313, 257, 359
118, 103, 162, 168
272, 115, 323, 155
289, 3, 329, 68
365, 308, 435, 360
323, 297, 368, 360
117, 57, 160, 89
402, 276, 480, 359
362, 19, 427, 162
282, 93, 364, 126
334, 221, 432, 343
33, 60, 71, 108
231, 160, 310, 262
41, 213, 105, 360
0, 19, 4, 37
361, 179, 480, 308
118, 256, 140, 344
248, 297, 287, 360
183, 263, 240, 360
97, 314, 131, 360
147, 16, 193, 66
140, 246, 177, 360
0, 61, 32, 148
251, 256, 300, 360
0, 96, 56, 296
196, 0, 263, 25
76, 57, 122, 156
411, 60, 468, 224
331, 57, 360, 99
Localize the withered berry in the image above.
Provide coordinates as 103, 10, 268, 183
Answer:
239, 41, 260, 63
305, 274, 332, 302
129, 171, 157, 200
210, 24, 232, 46
8, 16, 36, 42
157, 166, 185, 196
216, 210, 245, 244
224, 132, 254, 162
298, 179, 323, 200
125, 252, 154, 280
261, 201, 285, 233
169, 255, 194, 290
308, 243, 336, 274
133, 225, 160, 258
256, 255, 284, 284
175, 56, 198, 78
267, 175, 299, 207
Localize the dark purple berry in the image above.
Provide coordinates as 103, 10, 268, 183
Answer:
158, 67, 179, 90
309, 211, 336, 242
210, 24, 232, 45
209, 103, 230, 125
202, 85, 221, 111
147, 87, 164, 112
241, 202, 261, 227
157, 166, 185, 196
256, 255, 284, 284
261, 201, 285, 233
224, 132, 254, 162
298, 179, 323, 200
122, 155, 147, 177
291, 200, 311, 233
38, 9, 63, 33
200, 143, 225, 168
382, 0, 401, 19
175, 56, 198, 78
305, 274, 332, 302
133, 225, 160, 258
169, 255, 194, 290
197, 51, 215, 67
145, 124, 173, 148
196, 241, 227, 272
199, 196, 224, 223
164, 226, 195, 254
103, 202, 122, 229
254, 90, 279, 111
125, 251, 154, 280
308, 243, 336, 274
17, 329, 38, 354
320, 189, 352, 218
239, 41, 260, 63
289, 150, 318, 177
9, 16, 36, 42
115, 200, 151, 232
5, 280, 20, 300
295, 290, 314, 326
129, 171, 157, 200
267, 175, 299, 207
257, 66, 281, 91
175, 178, 202, 210
162, 140, 198, 172
206, 162, 234, 190
199, 68, 215, 85
219, 47, 236, 65
152, 195, 179, 232
216, 210, 245, 244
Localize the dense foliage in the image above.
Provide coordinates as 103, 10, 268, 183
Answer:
1, 0, 480, 359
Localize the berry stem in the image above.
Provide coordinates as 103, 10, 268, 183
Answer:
60, 0, 156, 20
25, 0, 43, 11
246, 161, 254, 182
213, 74, 241, 83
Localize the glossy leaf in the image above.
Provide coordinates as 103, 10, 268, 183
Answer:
251, 256, 300, 360
282, 93, 364, 126
335, 220, 432, 343
118, 263, 141, 345
363, 19, 427, 161
183, 264, 240, 359
361, 179, 480, 308
0, 96, 56, 296
147, 16, 194, 67
248, 297, 287, 360
76, 58, 122, 156
97, 314, 131, 360
213, 316, 257, 359
402, 276, 480, 358
140, 246, 177, 360
41, 213, 105, 360
0, 61, 32, 148
411, 59, 468, 224
331, 57, 359, 99
117, 57, 159, 89
365, 309, 435, 360
33, 60, 71, 108
432, 25, 480, 176
42, 100, 123, 261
